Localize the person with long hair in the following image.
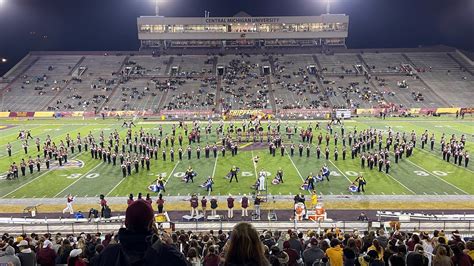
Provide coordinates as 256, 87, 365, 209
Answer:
367, 239, 384, 261
432, 246, 452, 266
223, 222, 269, 266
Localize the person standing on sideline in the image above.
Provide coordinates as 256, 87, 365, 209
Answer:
156, 194, 165, 213
201, 196, 207, 217
190, 194, 198, 217
254, 194, 262, 218
227, 194, 235, 219
241, 194, 249, 217
210, 197, 218, 216
62, 194, 75, 215
99, 194, 107, 218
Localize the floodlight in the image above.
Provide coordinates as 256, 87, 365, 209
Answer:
1, 58, 6, 63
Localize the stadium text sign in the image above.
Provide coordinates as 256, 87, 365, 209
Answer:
205, 17, 280, 24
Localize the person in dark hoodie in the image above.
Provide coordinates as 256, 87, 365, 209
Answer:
91, 199, 187, 266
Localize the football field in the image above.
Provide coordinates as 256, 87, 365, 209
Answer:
0, 117, 473, 201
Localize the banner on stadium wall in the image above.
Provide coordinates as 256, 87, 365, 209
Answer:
34, 112, 55, 118
0, 112, 10, 118
9, 112, 35, 117
436, 108, 460, 114
160, 110, 214, 117
278, 109, 331, 117
418, 108, 437, 115
356, 109, 375, 115
460, 108, 474, 114
227, 109, 272, 116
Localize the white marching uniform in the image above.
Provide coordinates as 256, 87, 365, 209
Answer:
258, 172, 266, 191
63, 196, 75, 214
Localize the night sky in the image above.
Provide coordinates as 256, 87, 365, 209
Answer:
0, 0, 473, 76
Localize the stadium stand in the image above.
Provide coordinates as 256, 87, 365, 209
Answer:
1, 48, 473, 113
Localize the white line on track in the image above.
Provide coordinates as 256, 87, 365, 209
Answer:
53, 163, 104, 198
405, 159, 469, 195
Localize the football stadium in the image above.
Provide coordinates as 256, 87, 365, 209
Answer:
0, 0, 473, 265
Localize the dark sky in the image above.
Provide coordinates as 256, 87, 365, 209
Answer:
0, 0, 473, 76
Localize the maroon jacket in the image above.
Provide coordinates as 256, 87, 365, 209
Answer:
37, 247, 57, 266
227, 197, 234, 208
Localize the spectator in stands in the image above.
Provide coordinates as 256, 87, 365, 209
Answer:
367, 239, 384, 261
342, 238, 358, 266
406, 244, 428, 266
92, 199, 187, 266
57, 238, 73, 264
288, 232, 304, 256
269, 245, 289, 265
17, 239, 36, 266
375, 229, 388, 249
223, 222, 269, 266
432, 246, 452, 266
466, 240, 474, 261
451, 244, 472, 266
325, 239, 343, 266
388, 254, 405, 266
37, 239, 57, 266
0, 246, 21, 266
283, 240, 302, 265
302, 237, 325, 266
68, 248, 87, 266
203, 245, 220, 266
367, 250, 384, 266
186, 247, 201, 266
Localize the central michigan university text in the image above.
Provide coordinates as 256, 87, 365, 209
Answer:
205, 18, 280, 24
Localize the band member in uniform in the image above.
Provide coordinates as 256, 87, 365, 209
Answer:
276, 168, 284, 183
121, 163, 127, 178
20, 159, 26, 176
35, 156, 41, 172
178, 147, 183, 161
6, 143, 12, 157
229, 165, 238, 183
355, 175, 366, 192
185, 166, 195, 183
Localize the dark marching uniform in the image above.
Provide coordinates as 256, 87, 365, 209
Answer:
229, 166, 238, 183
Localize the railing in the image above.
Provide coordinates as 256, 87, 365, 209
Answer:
0, 218, 472, 236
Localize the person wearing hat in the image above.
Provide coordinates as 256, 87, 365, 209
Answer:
303, 238, 325, 266
37, 240, 57, 266
17, 239, 35, 266
92, 199, 187, 266
0, 246, 20, 266
68, 248, 86, 266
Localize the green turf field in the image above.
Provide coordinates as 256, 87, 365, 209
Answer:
0, 117, 472, 199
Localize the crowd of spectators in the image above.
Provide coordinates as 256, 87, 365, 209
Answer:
0, 200, 472, 266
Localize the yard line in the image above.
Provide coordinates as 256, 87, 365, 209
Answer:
285, 151, 305, 182
406, 159, 469, 195
327, 160, 352, 183
106, 179, 126, 197
53, 162, 104, 197
209, 155, 218, 196
385, 173, 416, 194
1, 152, 84, 198
164, 161, 181, 186
416, 148, 474, 174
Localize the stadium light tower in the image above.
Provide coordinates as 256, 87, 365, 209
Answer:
154, 0, 160, 16
326, 0, 331, 14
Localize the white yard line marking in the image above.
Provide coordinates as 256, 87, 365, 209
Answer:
164, 161, 180, 186
327, 160, 352, 183
209, 155, 218, 196
106, 179, 126, 197
285, 151, 305, 182
406, 159, 469, 195
385, 173, 416, 194
53, 163, 104, 198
